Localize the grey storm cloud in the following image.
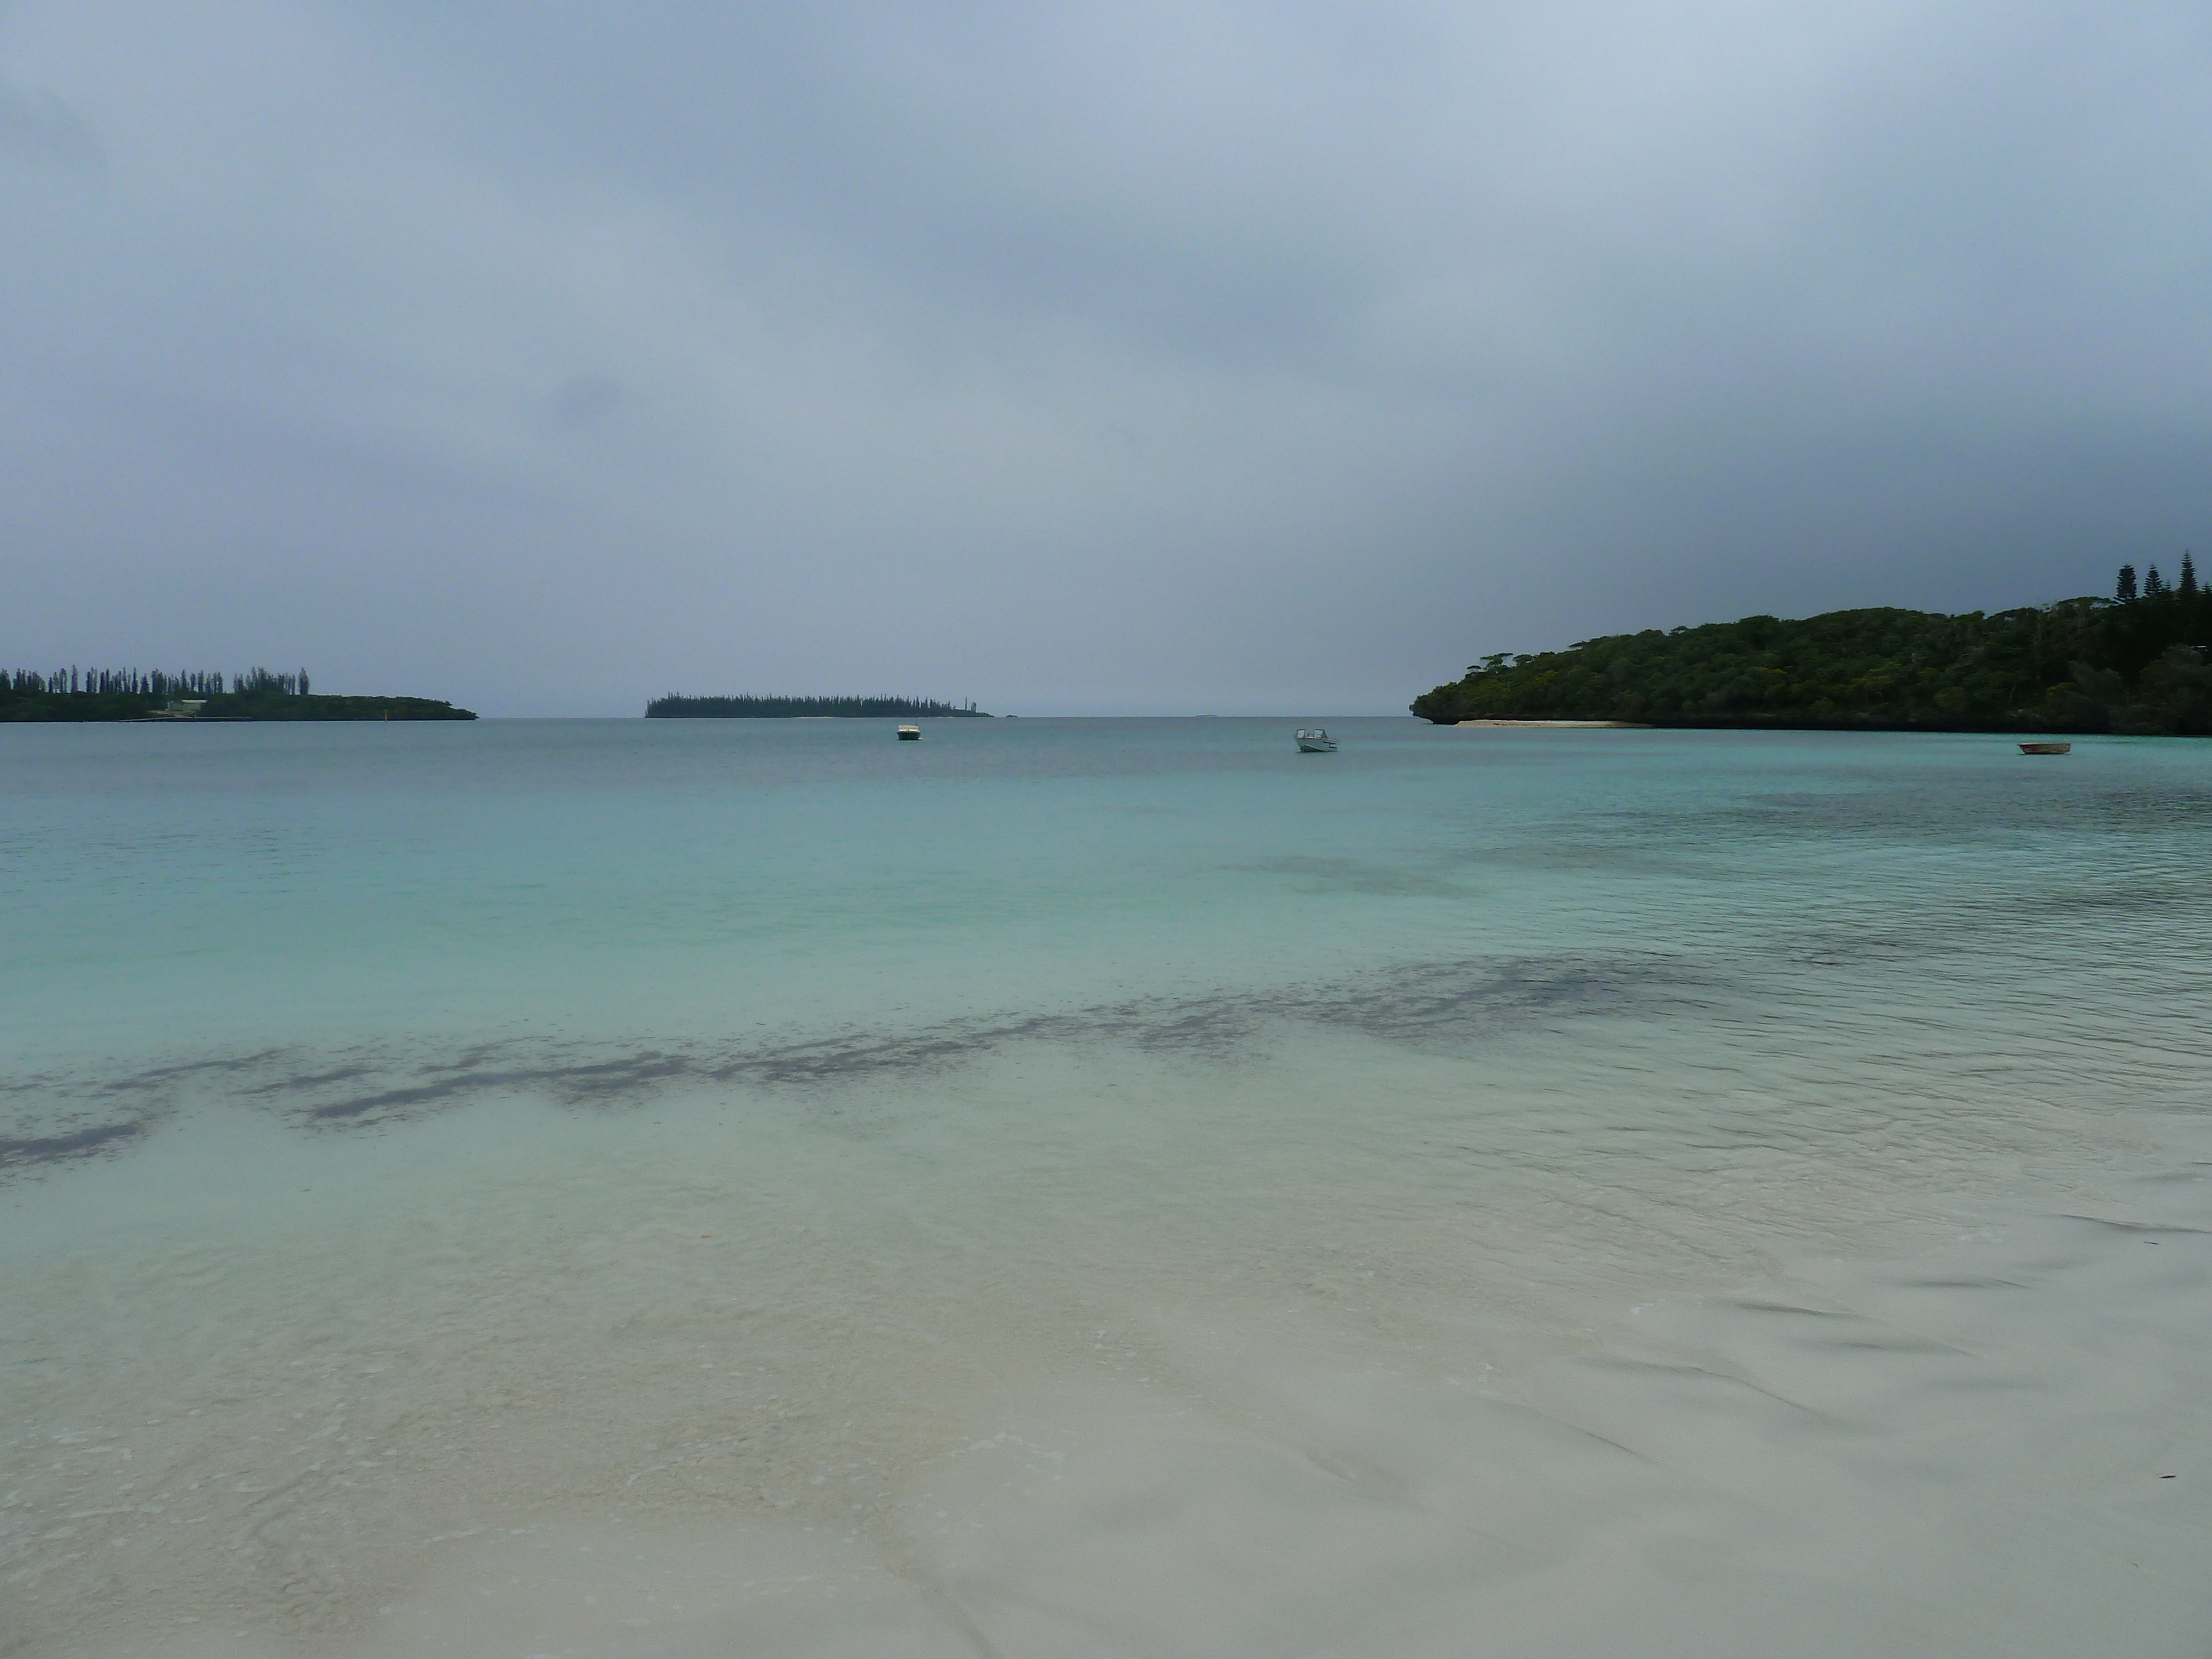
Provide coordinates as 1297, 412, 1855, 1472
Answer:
1, 1, 2208, 713
0, 76, 103, 173
551, 373, 622, 429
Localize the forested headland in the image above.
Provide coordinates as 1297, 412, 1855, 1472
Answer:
2, 666, 475, 722
1411, 562, 2212, 735
646, 695, 990, 718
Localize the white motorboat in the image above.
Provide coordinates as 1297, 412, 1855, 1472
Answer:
1295, 728, 1337, 753
896, 724, 921, 741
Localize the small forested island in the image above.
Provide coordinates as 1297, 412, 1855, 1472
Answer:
646, 695, 990, 718
1412, 562, 2212, 735
2, 666, 475, 722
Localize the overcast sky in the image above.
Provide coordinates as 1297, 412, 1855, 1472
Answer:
4, 2, 2208, 714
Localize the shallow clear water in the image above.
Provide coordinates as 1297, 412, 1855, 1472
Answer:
4, 718, 2209, 1655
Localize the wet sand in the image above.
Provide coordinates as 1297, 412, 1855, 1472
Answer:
37, 1115, 2211, 1659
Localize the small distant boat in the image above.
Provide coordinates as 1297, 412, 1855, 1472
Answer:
1295, 728, 1337, 753
896, 724, 921, 741
2018, 741, 2071, 755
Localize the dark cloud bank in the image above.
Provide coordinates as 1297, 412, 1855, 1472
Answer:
1, 2, 2206, 712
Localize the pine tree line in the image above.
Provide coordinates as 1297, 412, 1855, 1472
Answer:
9, 667, 225, 696
232, 667, 311, 696
2114, 552, 2198, 603
3, 665, 311, 697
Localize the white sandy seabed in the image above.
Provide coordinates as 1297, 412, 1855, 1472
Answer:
11, 1098, 2209, 1659
7, 717, 2211, 1658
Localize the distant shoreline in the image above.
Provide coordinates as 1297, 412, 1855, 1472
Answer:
1412, 586, 2212, 736
1451, 718, 1650, 729
646, 695, 989, 719
4, 665, 478, 722
2, 692, 476, 723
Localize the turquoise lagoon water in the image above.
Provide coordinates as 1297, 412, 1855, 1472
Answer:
3, 718, 2210, 1656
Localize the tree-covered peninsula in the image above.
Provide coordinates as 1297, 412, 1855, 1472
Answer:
2, 665, 475, 722
1412, 562, 2212, 735
646, 695, 989, 718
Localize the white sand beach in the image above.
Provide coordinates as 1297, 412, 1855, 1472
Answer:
54, 1115, 2210, 1659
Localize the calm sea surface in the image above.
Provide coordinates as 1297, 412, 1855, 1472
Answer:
4, 717, 2210, 1655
